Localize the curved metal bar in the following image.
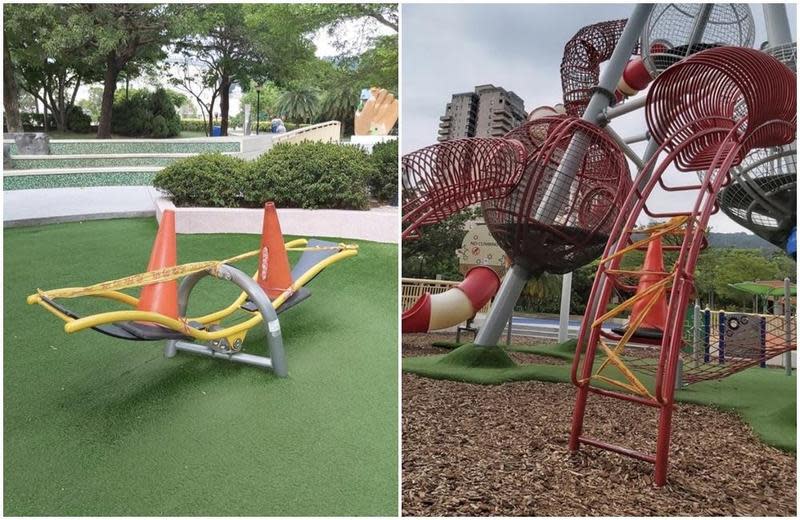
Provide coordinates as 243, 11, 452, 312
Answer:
174, 264, 287, 377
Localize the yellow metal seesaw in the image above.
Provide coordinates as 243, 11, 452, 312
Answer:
26, 203, 358, 377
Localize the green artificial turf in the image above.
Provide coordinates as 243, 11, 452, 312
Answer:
4, 218, 398, 516
403, 341, 795, 453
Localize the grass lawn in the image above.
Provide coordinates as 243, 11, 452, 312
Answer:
403, 341, 795, 452
5, 218, 398, 516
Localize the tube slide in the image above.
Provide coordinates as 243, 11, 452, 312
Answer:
402, 266, 501, 333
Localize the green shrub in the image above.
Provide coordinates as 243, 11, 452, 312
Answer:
153, 153, 248, 207
65, 105, 92, 133
368, 140, 398, 204
180, 118, 208, 133
111, 88, 181, 138
244, 141, 370, 210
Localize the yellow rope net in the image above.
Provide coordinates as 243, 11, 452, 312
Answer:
36, 243, 358, 301
580, 216, 692, 399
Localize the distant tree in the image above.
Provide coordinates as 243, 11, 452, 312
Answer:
239, 81, 281, 125
67, 4, 189, 138
3, 31, 22, 132
4, 4, 99, 132
401, 208, 479, 280
76, 86, 105, 122
276, 84, 320, 124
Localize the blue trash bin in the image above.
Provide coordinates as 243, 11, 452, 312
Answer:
211, 125, 222, 137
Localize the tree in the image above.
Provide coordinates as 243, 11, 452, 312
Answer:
70, 4, 188, 138
3, 32, 22, 132
168, 53, 221, 136
276, 84, 320, 124
175, 5, 263, 136
76, 86, 105, 122
401, 208, 480, 280
4, 4, 98, 132
239, 81, 281, 126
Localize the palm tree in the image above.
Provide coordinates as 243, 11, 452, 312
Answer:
276, 85, 320, 125
520, 273, 564, 312
317, 82, 360, 135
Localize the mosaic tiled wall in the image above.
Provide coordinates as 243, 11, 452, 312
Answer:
4, 172, 158, 190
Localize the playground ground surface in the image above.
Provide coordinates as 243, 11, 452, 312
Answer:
4, 218, 398, 516
402, 333, 796, 516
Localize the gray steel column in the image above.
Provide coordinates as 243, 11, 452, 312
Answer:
558, 272, 573, 343
692, 303, 701, 363
784, 277, 793, 376
475, 4, 654, 348
764, 4, 793, 46
474, 265, 530, 346
535, 3, 654, 222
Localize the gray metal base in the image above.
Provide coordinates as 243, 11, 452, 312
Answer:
163, 263, 288, 376
165, 340, 273, 369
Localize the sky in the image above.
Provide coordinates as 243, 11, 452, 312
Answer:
401, 2, 797, 233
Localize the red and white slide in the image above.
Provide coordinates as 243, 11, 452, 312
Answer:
402, 266, 501, 333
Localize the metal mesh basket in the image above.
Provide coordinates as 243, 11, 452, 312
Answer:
765, 41, 797, 72
716, 143, 797, 248
641, 3, 755, 75
401, 138, 527, 238
482, 116, 632, 275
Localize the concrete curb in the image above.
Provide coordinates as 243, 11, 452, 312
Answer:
155, 198, 398, 243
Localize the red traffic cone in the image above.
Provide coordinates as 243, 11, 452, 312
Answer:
627, 236, 669, 339
257, 202, 293, 300
137, 210, 179, 319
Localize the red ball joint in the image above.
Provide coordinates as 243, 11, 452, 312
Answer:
617, 57, 653, 97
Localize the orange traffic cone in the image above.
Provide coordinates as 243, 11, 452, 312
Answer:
137, 210, 179, 319
257, 202, 293, 300
626, 236, 669, 339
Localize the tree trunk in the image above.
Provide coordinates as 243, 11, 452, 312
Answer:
97, 55, 119, 138
3, 37, 23, 133
219, 76, 231, 136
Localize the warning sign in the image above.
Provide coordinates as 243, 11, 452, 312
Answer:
456, 221, 508, 276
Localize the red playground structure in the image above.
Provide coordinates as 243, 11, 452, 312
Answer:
402, 3, 796, 486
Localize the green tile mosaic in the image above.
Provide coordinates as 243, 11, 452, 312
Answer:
10, 156, 179, 169
7, 140, 239, 155
4, 172, 157, 190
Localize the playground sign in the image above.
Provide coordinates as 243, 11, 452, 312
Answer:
456, 221, 508, 276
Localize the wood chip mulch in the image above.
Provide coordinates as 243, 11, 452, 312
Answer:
402, 335, 796, 516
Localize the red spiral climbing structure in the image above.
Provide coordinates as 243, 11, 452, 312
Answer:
569, 47, 797, 486
482, 116, 632, 275
402, 138, 527, 240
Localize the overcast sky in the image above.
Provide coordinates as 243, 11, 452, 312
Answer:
401, 3, 797, 233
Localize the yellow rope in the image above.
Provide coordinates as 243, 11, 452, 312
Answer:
35, 243, 358, 301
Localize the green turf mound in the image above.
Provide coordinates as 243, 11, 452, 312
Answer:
441, 343, 517, 368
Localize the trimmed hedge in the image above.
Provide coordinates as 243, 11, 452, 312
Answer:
244, 141, 370, 210
369, 140, 398, 204
154, 141, 372, 210
178, 118, 303, 134
153, 153, 247, 207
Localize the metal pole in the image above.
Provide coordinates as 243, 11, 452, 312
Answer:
763, 4, 793, 46
624, 131, 649, 144
604, 125, 645, 170
558, 272, 573, 343
506, 314, 513, 346
256, 90, 261, 135
684, 4, 714, 54
535, 3, 655, 223
784, 277, 792, 376
474, 264, 530, 346
603, 95, 647, 121
545, 4, 655, 343
692, 303, 701, 363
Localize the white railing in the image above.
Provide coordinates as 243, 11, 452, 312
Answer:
272, 121, 341, 145
401, 277, 492, 314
